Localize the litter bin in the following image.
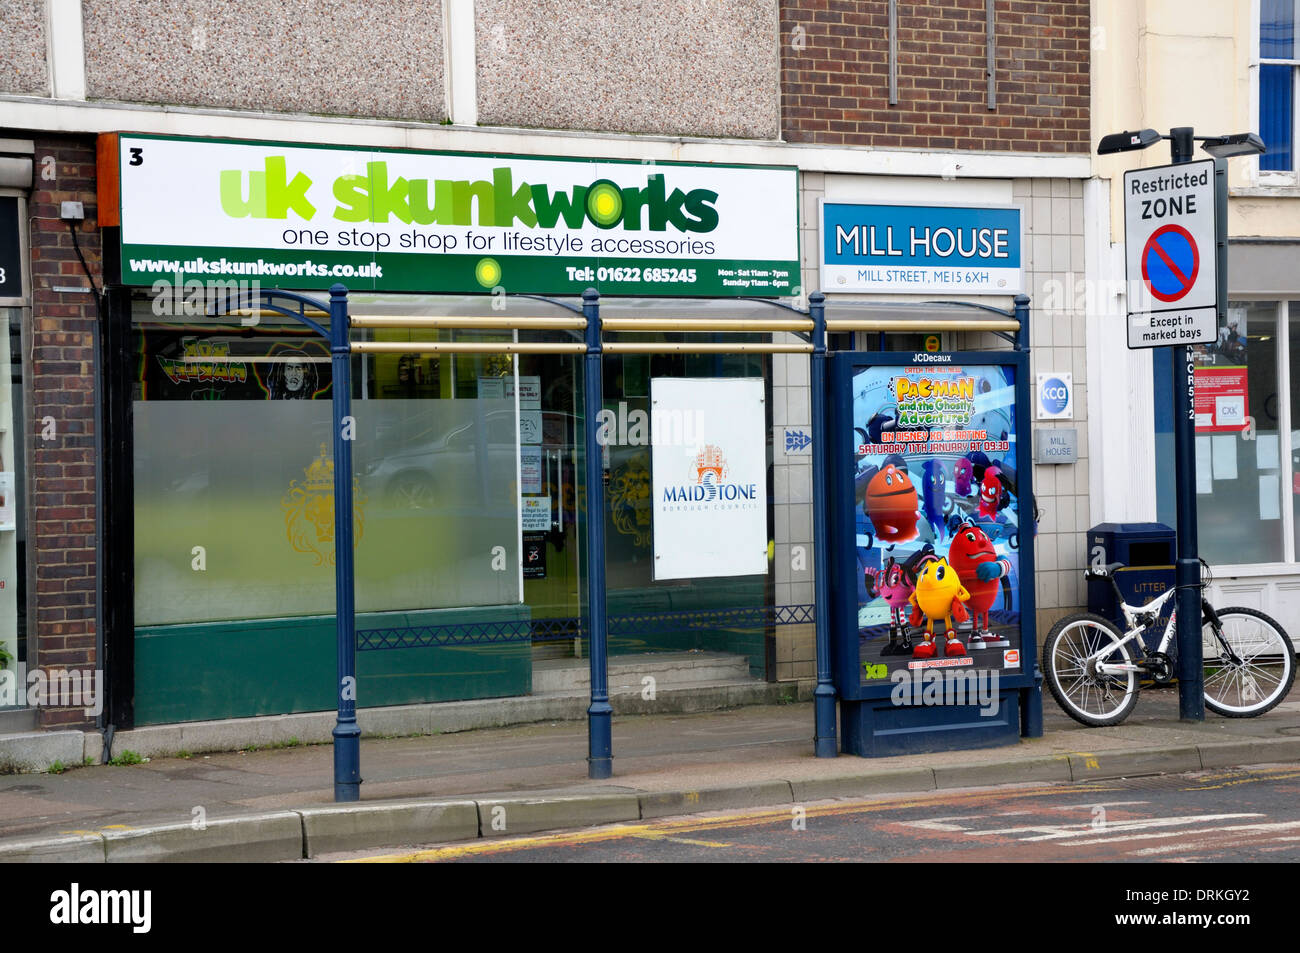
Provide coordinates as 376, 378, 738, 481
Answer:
1086, 522, 1176, 652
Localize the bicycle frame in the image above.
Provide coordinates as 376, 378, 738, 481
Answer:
1085, 572, 1235, 677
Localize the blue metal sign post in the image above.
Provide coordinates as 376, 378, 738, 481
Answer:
1101, 124, 1261, 722
1167, 128, 1206, 721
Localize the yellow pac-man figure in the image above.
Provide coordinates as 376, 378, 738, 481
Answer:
907, 557, 970, 658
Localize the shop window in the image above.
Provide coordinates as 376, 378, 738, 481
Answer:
1194, 303, 1284, 564
1161, 301, 1291, 566
131, 313, 522, 627
598, 340, 767, 594
1260, 0, 1299, 173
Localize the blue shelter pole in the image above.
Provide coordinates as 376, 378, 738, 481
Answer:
809, 291, 837, 757
582, 288, 613, 778
1012, 292, 1043, 737
1014, 292, 1030, 354
329, 283, 361, 802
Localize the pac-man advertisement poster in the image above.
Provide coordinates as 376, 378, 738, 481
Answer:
852, 363, 1023, 685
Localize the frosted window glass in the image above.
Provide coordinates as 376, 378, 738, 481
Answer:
134, 399, 520, 626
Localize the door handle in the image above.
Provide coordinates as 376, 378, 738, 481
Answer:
554, 449, 564, 532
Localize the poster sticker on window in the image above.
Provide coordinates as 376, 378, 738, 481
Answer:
520, 445, 543, 494
521, 495, 551, 531
651, 378, 767, 580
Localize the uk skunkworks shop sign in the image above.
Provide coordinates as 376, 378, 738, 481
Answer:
107, 134, 800, 297
650, 378, 767, 580
821, 202, 1022, 294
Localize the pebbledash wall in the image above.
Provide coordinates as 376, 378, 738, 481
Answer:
0, 0, 1092, 730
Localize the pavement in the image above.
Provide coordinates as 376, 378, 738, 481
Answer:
2, 683, 1299, 862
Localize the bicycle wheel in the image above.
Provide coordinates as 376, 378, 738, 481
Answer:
1202, 607, 1297, 717
1042, 613, 1140, 727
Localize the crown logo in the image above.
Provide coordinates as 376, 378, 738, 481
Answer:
281, 444, 366, 566
301, 444, 333, 492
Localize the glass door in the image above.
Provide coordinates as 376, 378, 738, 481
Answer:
518, 353, 583, 652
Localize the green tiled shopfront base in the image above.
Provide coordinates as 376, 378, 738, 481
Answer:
133, 605, 532, 726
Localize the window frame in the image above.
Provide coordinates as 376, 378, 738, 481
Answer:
1203, 297, 1295, 571
0, 187, 31, 680
1254, 0, 1300, 183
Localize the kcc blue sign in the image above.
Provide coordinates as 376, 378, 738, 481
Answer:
820, 202, 1022, 295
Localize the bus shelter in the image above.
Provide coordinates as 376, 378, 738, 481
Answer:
209, 285, 1039, 800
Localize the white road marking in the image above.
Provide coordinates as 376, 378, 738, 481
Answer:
1125, 820, 1300, 855
969, 813, 1261, 842
1132, 842, 1208, 856
898, 815, 987, 832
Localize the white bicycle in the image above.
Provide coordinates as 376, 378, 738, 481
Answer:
1043, 561, 1297, 727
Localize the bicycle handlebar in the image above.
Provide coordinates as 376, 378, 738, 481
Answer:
1083, 561, 1125, 582
1083, 562, 1126, 604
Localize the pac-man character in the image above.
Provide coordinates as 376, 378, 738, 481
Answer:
907, 557, 970, 658
920, 459, 950, 541
953, 457, 974, 496
947, 522, 1012, 647
864, 463, 919, 544
978, 471, 1003, 519
866, 557, 915, 656
990, 461, 1015, 496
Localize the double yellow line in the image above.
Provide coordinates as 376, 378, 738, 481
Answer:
348, 781, 1122, 863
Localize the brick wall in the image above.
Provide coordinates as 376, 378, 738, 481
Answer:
28, 137, 100, 729
780, 0, 1090, 151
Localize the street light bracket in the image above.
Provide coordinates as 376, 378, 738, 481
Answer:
1200, 132, 1266, 159
1097, 128, 1162, 154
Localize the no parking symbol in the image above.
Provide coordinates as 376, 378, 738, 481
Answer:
1141, 224, 1199, 302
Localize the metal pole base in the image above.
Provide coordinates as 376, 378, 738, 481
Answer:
1020, 677, 1044, 738
587, 702, 613, 779
332, 722, 362, 803
1176, 561, 1206, 722
813, 683, 838, 758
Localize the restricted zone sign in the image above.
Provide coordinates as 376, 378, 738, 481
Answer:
1123, 159, 1218, 349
